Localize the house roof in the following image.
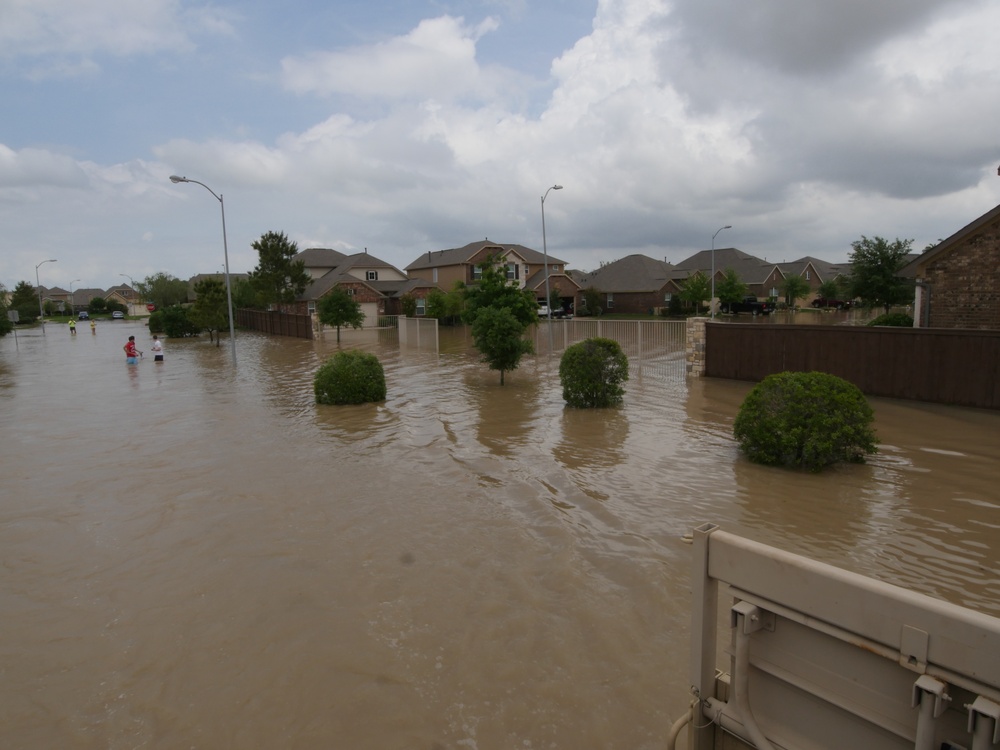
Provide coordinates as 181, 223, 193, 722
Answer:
675, 247, 783, 284
405, 240, 567, 270
777, 256, 850, 282
574, 254, 676, 292
296, 247, 349, 269
900, 204, 1000, 277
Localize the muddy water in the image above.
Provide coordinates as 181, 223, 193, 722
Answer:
2, 322, 998, 749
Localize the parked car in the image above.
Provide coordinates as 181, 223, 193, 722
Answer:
811, 298, 852, 309
721, 296, 775, 315
112, 311, 125, 319
77, 311, 89, 320
537, 304, 551, 318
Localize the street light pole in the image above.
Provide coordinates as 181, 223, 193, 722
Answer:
68, 279, 80, 317
710, 225, 732, 319
169, 175, 237, 366
541, 184, 563, 353
35, 258, 57, 334
120, 273, 138, 315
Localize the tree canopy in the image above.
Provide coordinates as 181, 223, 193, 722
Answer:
138, 272, 190, 310
679, 271, 710, 313
463, 254, 536, 383
248, 230, 310, 307
716, 268, 749, 304
779, 274, 811, 307
317, 287, 365, 342
191, 277, 230, 345
847, 235, 914, 312
10, 281, 40, 322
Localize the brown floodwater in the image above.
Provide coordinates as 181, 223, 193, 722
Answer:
2, 321, 998, 749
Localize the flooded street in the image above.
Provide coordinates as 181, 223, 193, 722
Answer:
2, 321, 998, 749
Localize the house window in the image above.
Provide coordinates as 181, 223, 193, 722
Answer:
366, 271, 378, 281
805, 271, 810, 281
307, 301, 316, 314
553, 265, 561, 272
664, 292, 672, 302
416, 297, 426, 315
472, 265, 482, 280
606, 293, 614, 309
432, 268, 438, 283
506, 263, 517, 280
347, 288, 355, 296
770, 287, 778, 298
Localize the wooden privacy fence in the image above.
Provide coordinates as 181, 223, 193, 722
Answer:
706, 323, 1000, 409
236, 309, 313, 339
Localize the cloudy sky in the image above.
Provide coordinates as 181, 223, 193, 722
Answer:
3, 0, 999, 291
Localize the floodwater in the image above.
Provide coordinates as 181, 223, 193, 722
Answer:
2, 321, 998, 749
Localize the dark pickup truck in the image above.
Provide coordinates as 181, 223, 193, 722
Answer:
721, 296, 776, 315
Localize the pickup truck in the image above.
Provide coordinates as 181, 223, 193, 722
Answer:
720, 296, 775, 315
811, 298, 852, 309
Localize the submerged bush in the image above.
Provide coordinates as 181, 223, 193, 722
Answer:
733, 371, 877, 471
559, 337, 629, 408
867, 312, 914, 327
314, 350, 387, 405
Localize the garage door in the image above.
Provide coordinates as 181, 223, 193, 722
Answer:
360, 302, 379, 327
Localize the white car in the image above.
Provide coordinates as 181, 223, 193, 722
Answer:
112, 311, 125, 319
537, 304, 551, 318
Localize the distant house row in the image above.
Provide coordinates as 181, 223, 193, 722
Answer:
282, 240, 850, 320
32, 200, 999, 330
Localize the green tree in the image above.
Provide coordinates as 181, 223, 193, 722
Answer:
817, 280, 841, 301
248, 230, 310, 307
161, 305, 201, 338
318, 287, 365, 342
11, 281, 40, 322
139, 272, 190, 310
399, 293, 417, 317
230, 277, 257, 310
678, 271, 710, 313
847, 235, 915, 312
716, 268, 749, 307
559, 337, 629, 408
426, 282, 465, 325
463, 254, 537, 328
88, 296, 107, 314
470, 306, 534, 385
0, 283, 13, 336
191, 278, 230, 345
579, 286, 603, 317
779, 274, 811, 308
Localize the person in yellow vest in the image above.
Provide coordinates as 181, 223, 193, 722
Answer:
90, 319, 96, 334
68, 318, 76, 334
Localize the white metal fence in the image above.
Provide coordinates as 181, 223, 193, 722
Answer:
398, 316, 439, 353
532, 318, 687, 377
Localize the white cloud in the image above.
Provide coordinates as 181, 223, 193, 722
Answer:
0, 0, 236, 68
280, 15, 503, 101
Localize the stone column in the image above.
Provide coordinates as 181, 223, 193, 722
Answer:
686, 317, 709, 377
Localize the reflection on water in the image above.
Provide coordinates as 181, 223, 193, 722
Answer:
1, 323, 998, 748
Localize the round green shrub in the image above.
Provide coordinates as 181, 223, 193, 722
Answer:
733, 371, 878, 471
559, 337, 629, 408
866, 312, 913, 327
314, 350, 387, 405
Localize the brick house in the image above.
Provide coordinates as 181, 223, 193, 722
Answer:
902, 202, 1000, 330
674, 247, 786, 304
405, 240, 579, 314
572, 254, 683, 314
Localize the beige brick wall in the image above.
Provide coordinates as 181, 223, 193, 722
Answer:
923, 217, 1000, 330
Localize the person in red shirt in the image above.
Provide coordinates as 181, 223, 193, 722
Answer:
123, 335, 141, 365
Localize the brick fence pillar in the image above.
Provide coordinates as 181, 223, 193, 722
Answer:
686, 317, 709, 377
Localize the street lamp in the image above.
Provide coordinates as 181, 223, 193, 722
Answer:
68, 279, 80, 317
710, 225, 732, 319
169, 175, 237, 365
541, 184, 563, 352
120, 273, 139, 314
35, 258, 57, 332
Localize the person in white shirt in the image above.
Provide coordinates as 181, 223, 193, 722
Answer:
151, 335, 164, 362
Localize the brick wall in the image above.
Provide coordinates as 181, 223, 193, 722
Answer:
923, 216, 1000, 330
